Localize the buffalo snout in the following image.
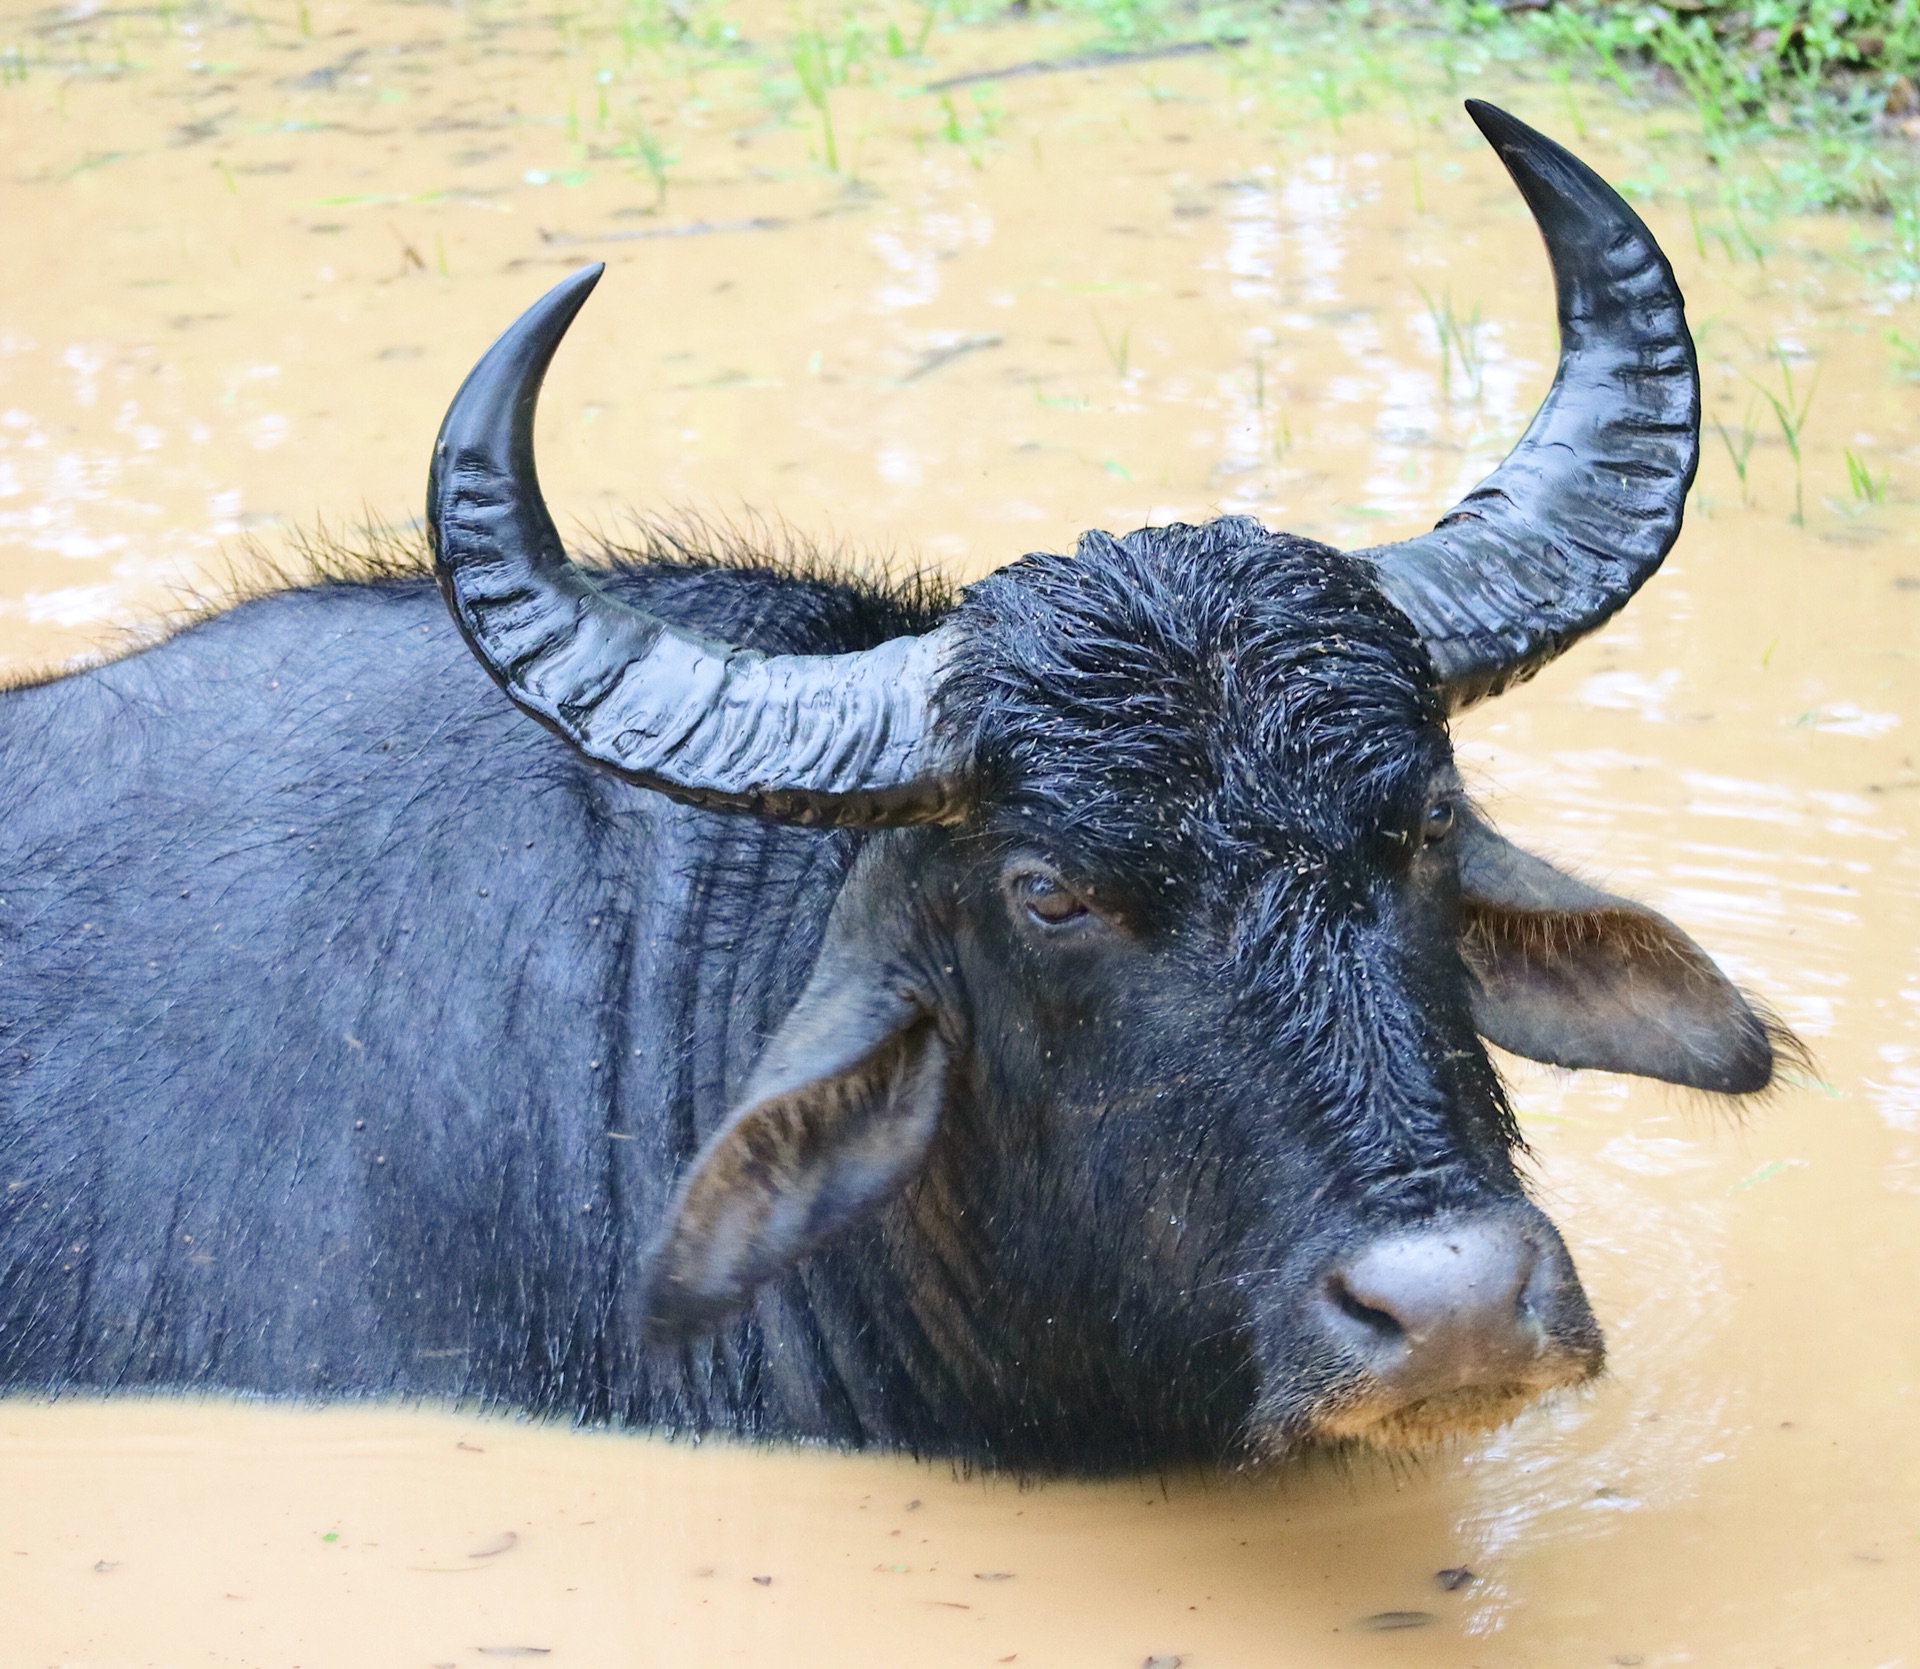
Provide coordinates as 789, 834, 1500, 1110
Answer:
1297, 1210, 1603, 1449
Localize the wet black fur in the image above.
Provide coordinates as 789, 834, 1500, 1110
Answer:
948, 517, 1522, 1180
913, 519, 1546, 1460
0, 514, 1570, 1471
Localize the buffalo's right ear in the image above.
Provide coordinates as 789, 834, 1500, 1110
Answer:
639, 852, 949, 1340
1455, 809, 1787, 1095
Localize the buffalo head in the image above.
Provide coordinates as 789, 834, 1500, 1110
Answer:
426, 103, 1783, 1461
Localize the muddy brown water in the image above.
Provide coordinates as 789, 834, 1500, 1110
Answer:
3, 1, 1919, 1664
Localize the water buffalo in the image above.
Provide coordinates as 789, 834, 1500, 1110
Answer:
0, 103, 1784, 1470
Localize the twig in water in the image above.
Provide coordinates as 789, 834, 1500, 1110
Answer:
538, 216, 788, 247
901, 334, 1003, 383
923, 37, 1243, 94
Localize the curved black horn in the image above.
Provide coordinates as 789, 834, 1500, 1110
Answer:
1357, 101, 1700, 710
428, 263, 964, 827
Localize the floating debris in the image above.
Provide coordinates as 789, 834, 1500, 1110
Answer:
925, 39, 1244, 94
1356, 1610, 1437, 1632
902, 335, 1003, 385
539, 218, 787, 248
467, 1531, 518, 1559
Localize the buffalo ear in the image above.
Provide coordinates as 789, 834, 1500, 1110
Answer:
1455, 809, 1783, 1095
640, 863, 947, 1341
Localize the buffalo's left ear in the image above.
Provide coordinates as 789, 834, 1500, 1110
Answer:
640, 852, 948, 1340
1455, 809, 1784, 1094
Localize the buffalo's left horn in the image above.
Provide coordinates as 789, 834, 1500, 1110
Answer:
1357, 101, 1700, 710
428, 262, 964, 827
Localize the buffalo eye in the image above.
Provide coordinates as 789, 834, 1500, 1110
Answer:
1421, 799, 1457, 847
1004, 864, 1093, 931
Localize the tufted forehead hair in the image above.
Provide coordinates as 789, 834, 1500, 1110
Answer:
940, 515, 1449, 907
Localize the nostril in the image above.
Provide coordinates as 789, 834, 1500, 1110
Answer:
1520, 1246, 1563, 1325
1326, 1274, 1404, 1342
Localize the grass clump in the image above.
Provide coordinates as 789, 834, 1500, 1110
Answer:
1444, 0, 1920, 153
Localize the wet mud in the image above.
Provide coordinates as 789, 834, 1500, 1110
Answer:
2, 1, 1918, 1663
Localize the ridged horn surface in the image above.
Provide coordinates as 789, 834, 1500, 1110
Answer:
1356, 100, 1700, 710
428, 263, 964, 827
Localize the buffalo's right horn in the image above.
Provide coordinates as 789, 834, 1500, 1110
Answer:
1357, 101, 1700, 710
428, 263, 965, 828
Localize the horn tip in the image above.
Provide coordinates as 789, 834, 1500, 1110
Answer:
541, 261, 607, 320
514, 262, 608, 343
1462, 98, 1532, 152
